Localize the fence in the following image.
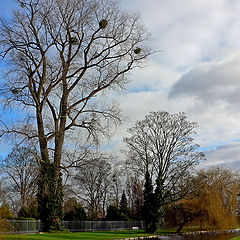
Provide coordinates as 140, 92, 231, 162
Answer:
5, 220, 42, 234
63, 221, 143, 232
1, 220, 143, 234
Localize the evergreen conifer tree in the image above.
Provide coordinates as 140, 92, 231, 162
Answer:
153, 175, 165, 232
120, 191, 128, 216
142, 169, 155, 233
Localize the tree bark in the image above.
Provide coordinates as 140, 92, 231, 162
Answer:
36, 108, 64, 231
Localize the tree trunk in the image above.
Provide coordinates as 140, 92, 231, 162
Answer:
36, 110, 64, 231
36, 80, 69, 231
38, 162, 64, 231
176, 222, 185, 233
36, 111, 50, 229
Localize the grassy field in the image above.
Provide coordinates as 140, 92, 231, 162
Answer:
1, 226, 232, 240
0, 230, 158, 240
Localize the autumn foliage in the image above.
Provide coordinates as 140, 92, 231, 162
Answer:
166, 167, 240, 231
0, 206, 14, 239
194, 168, 239, 230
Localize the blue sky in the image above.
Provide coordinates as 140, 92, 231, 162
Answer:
0, 0, 16, 17
1, 0, 240, 168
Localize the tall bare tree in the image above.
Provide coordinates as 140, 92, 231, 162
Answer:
0, 0, 152, 230
0, 146, 39, 211
124, 111, 205, 231
110, 166, 123, 207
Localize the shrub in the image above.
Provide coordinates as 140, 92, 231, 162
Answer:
63, 198, 86, 221
105, 205, 129, 221
0, 205, 14, 219
18, 199, 39, 219
0, 207, 14, 237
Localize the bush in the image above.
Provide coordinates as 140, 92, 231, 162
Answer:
18, 199, 39, 219
63, 198, 86, 221
0, 205, 14, 219
0, 218, 14, 233
0, 207, 14, 235
105, 205, 129, 221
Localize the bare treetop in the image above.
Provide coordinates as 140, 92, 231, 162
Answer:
124, 111, 205, 200
0, 0, 152, 146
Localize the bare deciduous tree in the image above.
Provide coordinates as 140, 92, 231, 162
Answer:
71, 151, 114, 219
0, 0, 152, 230
0, 146, 39, 211
126, 175, 144, 220
124, 111, 205, 229
110, 166, 123, 207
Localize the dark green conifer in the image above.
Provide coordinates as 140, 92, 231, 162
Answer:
152, 175, 165, 232
120, 191, 128, 216
142, 169, 155, 233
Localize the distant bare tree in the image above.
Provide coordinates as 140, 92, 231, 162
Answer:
72, 151, 114, 219
110, 166, 124, 207
124, 111, 205, 231
0, 146, 39, 210
126, 175, 144, 220
124, 111, 204, 196
0, 182, 6, 206
0, 0, 152, 230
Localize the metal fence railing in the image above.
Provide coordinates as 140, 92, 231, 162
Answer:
5, 220, 43, 234
63, 221, 143, 232
1, 220, 143, 234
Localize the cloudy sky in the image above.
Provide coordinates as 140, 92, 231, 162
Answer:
118, 0, 240, 169
1, 0, 240, 168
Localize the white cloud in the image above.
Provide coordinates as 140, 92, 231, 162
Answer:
127, 60, 181, 92
121, 0, 240, 68
169, 53, 240, 108
200, 142, 240, 169
167, 52, 240, 152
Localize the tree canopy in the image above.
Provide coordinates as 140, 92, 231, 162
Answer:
124, 111, 205, 200
0, 0, 152, 230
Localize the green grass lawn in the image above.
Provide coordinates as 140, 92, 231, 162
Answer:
1, 230, 157, 240
2, 226, 236, 240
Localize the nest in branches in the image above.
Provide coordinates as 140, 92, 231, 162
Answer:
99, 19, 108, 29
69, 36, 79, 45
11, 88, 20, 95
134, 48, 141, 54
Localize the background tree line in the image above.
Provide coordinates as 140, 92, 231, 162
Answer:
1, 111, 240, 234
